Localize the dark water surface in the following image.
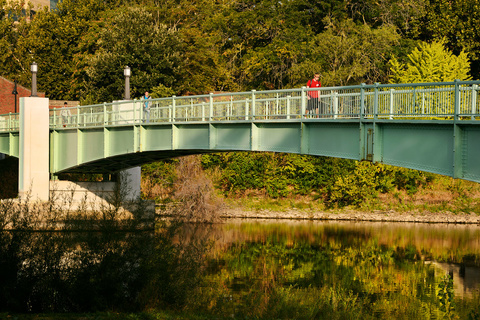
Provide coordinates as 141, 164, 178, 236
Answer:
212, 220, 480, 297
1, 217, 480, 318
191, 219, 480, 319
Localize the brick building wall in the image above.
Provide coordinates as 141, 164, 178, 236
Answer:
0, 77, 45, 114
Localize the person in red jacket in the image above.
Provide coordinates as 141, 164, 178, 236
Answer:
306, 73, 321, 116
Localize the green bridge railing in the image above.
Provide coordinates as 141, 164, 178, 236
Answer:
1, 80, 480, 132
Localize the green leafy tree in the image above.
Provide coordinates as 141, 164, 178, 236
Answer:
389, 40, 472, 83
1, 0, 110, 100
291, 18, 400, 86
13, 8, 83, 99
0, 2, 33, 88
78, 7, 183, 103
418, 0, 480, 79
347, 0, 427, 36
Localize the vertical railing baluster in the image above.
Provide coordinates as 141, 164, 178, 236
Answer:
276, 93, 280, 116
172, 96, 176, 122
360, 83, 365, 119
245, 98, 249, 120
103, 103, 107, 126
454, 79, 460, 120
209, 93, 213, 121
374, 83, 379, 120
389, 89, 394, 120
471, 84, 477, 120
133, 100, 136, 124
422, 92, 425, 115
301, 87, 306, 119
333, 91, 338, 119
251, 90, 256, 121
287, 95, 291, 120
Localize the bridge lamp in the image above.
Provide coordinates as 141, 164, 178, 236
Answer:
124, 65, 131, 100
30, 62, 38, 97
12, 79, 18, 113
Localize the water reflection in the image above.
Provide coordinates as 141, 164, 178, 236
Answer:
428, 262, 480, 297
211, 219, 480, 297
1, 216, 479, 318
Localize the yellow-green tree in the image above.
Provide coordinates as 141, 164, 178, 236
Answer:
389, 40, 471, 83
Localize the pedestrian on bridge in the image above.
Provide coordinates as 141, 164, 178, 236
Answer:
306, 73, 322, 117
142, 91, 151, 123
61, 101, 71, 127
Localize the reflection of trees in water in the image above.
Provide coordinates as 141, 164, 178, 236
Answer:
211, 220, 480, 266
0, 208, 210, 313
198, 221, 480, 319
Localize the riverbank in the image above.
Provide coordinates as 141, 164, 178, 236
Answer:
219, 207, 480, 224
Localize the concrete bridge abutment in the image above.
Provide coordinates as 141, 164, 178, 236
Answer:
18, 97, 141, 206
19, 97, 50, 200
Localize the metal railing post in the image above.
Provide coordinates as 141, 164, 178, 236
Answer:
301, 86, 306, 118
389, 89, 394, 120
422, 92, 425, 115
333, 91, 338, 119
103, 103, 107, 126
209, 93, 213, 121
133, 100, 137, 124
374, 83, 379, 120
172, 96, 176, 122
251, 90, 256, 120
286, 95, 291, 120
471, 84, 477, 120
360, 83, 365, 120
454, 79, 460, 120
245, 98, 249, 120
189, 98, 193, 121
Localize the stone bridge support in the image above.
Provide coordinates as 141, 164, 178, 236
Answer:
19, 97, 50, 200
18, 97, 141, 204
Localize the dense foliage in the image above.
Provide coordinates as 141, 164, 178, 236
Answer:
0, 0, 478, 104
200, 152, 435, 207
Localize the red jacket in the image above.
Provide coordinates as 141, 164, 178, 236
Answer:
307, 78, 321, 98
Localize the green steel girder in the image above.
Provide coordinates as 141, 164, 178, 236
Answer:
0, 132, 19, 158
46, 120, 480, 183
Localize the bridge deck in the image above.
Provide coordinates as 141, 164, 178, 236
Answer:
1, 81, 479, 182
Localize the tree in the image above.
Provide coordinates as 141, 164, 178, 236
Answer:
346, 0, 427, 36
78, 7, 183, 103
290, 18, 400, 86
0, 1, 33, 88
389, 40, 471, 84
418, 0, 480, 79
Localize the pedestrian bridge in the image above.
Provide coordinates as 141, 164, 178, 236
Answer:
1, 80, 480, 186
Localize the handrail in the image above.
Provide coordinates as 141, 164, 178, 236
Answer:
1, 80, 480, 132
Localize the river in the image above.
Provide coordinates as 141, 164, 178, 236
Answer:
1, 217, 479, 318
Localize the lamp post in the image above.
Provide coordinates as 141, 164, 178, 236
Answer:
12, 79, 18, 113
30, 62, 38, 97
124, 66, 131, 100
